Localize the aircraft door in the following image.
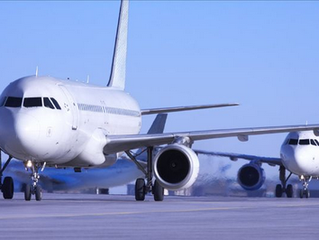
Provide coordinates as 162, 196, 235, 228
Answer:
59, 86, 79, 130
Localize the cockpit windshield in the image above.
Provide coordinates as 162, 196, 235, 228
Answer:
4, 97, 22, 108
24, 97, 42, 108
287, 138, 319, 146
2, 96, 61, 110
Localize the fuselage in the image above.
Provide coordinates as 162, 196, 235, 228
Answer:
280, 131, 319, 177
0, 76, 141, 167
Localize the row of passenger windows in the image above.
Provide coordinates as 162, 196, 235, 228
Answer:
2, 96, 61, 110
286, 138, 319, 146
78, 103, 140, 117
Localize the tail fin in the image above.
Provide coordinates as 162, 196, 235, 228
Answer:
107, 0, 129, 90
147, 114, 168, 134
135, 114, 168, 157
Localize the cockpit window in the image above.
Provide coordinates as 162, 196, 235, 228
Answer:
23, 97, 42, 108
0, 97, 6, 107
299, 139, 310, 145
311, 139, 317, 146
288, 139, 298, 145
5, 97, 22, 108
50, 98, 61, 110
44, 97, 55, 109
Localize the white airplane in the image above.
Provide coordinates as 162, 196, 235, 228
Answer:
197, 130, 319, 198
0, 0, 319, 202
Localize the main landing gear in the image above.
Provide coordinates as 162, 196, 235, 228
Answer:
0, 152, 14, 199
126, 147, 164, 202
24, 160, 42, 201
275, 166, 293, 198
299, 175, 311, 199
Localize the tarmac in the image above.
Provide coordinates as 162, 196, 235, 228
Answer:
1, 193, 319, 240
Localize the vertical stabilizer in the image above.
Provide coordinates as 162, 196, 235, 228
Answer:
107, 0, 129, 90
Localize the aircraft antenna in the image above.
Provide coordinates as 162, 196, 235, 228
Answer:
35, 66, 39, 77
87, 75, 90, 84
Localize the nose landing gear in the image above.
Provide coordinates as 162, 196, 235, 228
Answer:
299, 175, 311, 198
24, 160, 42, 201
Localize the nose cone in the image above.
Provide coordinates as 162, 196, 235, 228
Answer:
281, 145, 317, 175
0, 110, 40, 159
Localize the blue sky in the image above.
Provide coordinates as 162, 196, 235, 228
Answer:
1, 1, 319, 180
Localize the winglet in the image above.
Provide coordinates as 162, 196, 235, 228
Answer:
107, 0, 129, 90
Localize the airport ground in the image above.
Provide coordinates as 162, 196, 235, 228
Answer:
1, 193, 319, 240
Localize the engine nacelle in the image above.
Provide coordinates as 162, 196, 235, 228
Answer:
237, 163, 265, 191
153, 144, 200, 190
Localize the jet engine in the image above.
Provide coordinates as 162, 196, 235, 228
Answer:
153, 144, 199, 190
237, 163, 265, 191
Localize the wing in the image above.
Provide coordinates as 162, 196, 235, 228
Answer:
195, 149, 282, 167
141, 103, 239, 115
104, 123, 319, 154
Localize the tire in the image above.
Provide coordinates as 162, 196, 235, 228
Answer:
300, 189, 304, 198
275, 184, 282, 198
135, 178, 145, 201
2, 177, 14, 199
153, 180, 164, 202
24, 184, 32, 201
35, 185, 42, 201
286, 184, 293, 198
305, 189, 310, 198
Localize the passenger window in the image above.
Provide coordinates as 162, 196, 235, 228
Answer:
5, 97, 22, 108
311, 139, 317, 146
24, 97, 42, 108
50, 98, 61, 110
288, 139, 298, 145
44, 97, 55, 109
299, 139, 310, 145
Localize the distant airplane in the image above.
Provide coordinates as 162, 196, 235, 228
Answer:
0, 0, 319, 201
197, 131, 319, 198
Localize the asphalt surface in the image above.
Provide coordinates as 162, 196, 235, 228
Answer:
1, 193, 319, 239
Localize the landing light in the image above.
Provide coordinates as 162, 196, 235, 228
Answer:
26, 160, 33, 168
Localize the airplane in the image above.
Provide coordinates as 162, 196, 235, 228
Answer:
1, 0, 319, 202
196, 130, 319, 198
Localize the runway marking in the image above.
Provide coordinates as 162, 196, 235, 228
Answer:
0, 206, 248, 220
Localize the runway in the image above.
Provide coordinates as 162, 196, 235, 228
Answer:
1, 193, 319, 239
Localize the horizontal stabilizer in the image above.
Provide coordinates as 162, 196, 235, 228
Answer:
141, 103, 239, 115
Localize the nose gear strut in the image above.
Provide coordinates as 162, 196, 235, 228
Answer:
24, 160, 42, 201
299, 175, 312, 198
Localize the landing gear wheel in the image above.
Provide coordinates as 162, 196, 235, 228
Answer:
153, 180, 164, 202
286, 184, 293, 198
135, 178, 145, 201
275, 184, 283, 198
2, 177, 14, 199
35, 185, 42, 201
300, 189, 310, 199
305, 189, 310, 198
24, 184, 32, 201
